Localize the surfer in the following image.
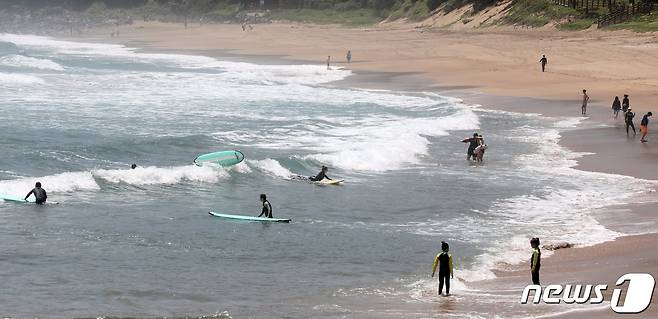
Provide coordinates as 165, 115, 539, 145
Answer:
310, 166, 332, 182
640, 112, 652, 143
431, 241, 454, 296
530, 237, 541, 285
625, 108, 636, 135
257, 194, 273, 218
462, 133, 482, 161
24, 182, 47, 204
131, 164, 137, 169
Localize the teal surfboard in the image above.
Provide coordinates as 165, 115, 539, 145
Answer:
194, 150, 245, 167
208, 211, 291, 223
0, 193, 59, 205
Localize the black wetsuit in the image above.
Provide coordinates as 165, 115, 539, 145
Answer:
258, 200, 273, 218
625, 111, 636, 134
531, 248, 541, 285
464, 138, 480, 159
540, 57, 547, 72
25, 187, 47, 204
310, 171, 331, 182
438, 252, 451, 295
622, 97, 630, 113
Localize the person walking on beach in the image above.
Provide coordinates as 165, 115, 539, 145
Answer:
431, 241, 454, 296
622, 94, 630, 114
327, 56, 331, 70
640, 112, 653, 143
24, 182, 47, 205
539, 55, 548, 72
612, 96, 621, 119
625, 108, 636, 135
581, 89, 590, 115
530, 237, 541, 285
346, 50, 352, 63
462, 133, 482, 161
257, 194, 273, 218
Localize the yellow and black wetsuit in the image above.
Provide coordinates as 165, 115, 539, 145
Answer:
432, 251, 454, 295
531, 248, 541, 285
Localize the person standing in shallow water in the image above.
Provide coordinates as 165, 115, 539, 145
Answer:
622, 94, 630, 114
581, 89, 590, 115
462, 133, 482, 161
530, 237, 541, 285
431, 241, 454, 296
346, 50, 352, 63
640, 112, 653, 143
539, 55, 547, 72
625, 108, 636, 135
257, 194, 273, 218
326, 56, 331, 70
612, 96, 621, 119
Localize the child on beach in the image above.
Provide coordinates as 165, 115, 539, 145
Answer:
327, 56, 331, 70
530, 237, 541, 285
431, 241, 454, 296
640, 112, 653, 143
581, 89, 589, 116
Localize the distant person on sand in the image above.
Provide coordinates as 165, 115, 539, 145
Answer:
612, 96, 621, 119
581, 89, 589, 115
24, 182, 47, 205
625, 108, 636, 135
257, 194, 273, 218
530, 237, 541, 285
310, 166, 332, 182
622, 94, 630, 113
327, 56, 331, 70
462, 133, 482, 161
431, 241, 454, 296
640, 112, 653, 143
346, 50, 352, 63
539, 55, 547, 72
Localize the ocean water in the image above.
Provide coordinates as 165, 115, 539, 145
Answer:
0, 34, 654, 318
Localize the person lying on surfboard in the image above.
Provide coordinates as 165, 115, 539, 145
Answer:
24, 181, 47, 204
257, 194, 273, 218
310, 166, 332, 182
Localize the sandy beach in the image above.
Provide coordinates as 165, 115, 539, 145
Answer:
77, 21, 658, 317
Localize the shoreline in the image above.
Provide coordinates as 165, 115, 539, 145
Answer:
69, 22, 658, 317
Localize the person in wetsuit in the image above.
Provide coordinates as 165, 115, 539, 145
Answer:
530, 237, 541, 285
431, 241, 454, 296
462, 133, 482, 161
640, 112, 653, 143
24, 182, 47, 204
625, 109, 636, 135
310, 166, 332, 182
257, 193, 273, 218
622, 94, 630, 114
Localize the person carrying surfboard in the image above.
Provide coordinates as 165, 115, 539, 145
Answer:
431, 241, 454, 296
24, 182, 47, 205
310, 166, 332, 182
257, 194, 273, 218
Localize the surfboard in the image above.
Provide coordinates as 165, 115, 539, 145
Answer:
194, 150, 245, 167
0, 193, 59, 205
473, 144, 488, 155
208, 211, 291, 223
314, 179, 344, 185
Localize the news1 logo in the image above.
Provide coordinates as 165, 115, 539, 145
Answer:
521, 273, 656, 314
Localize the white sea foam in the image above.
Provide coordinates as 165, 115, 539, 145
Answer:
246, 159, 294, 178
0, 172, 100, 196
0, 72, 44, 84
0, 54, 64, 71
304, 109, 480, 171
93, 165, 228, 185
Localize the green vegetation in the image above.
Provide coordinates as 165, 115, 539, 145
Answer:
557, 18, 594, 30
503, 0, 579, 27
607, 11, 658, 32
